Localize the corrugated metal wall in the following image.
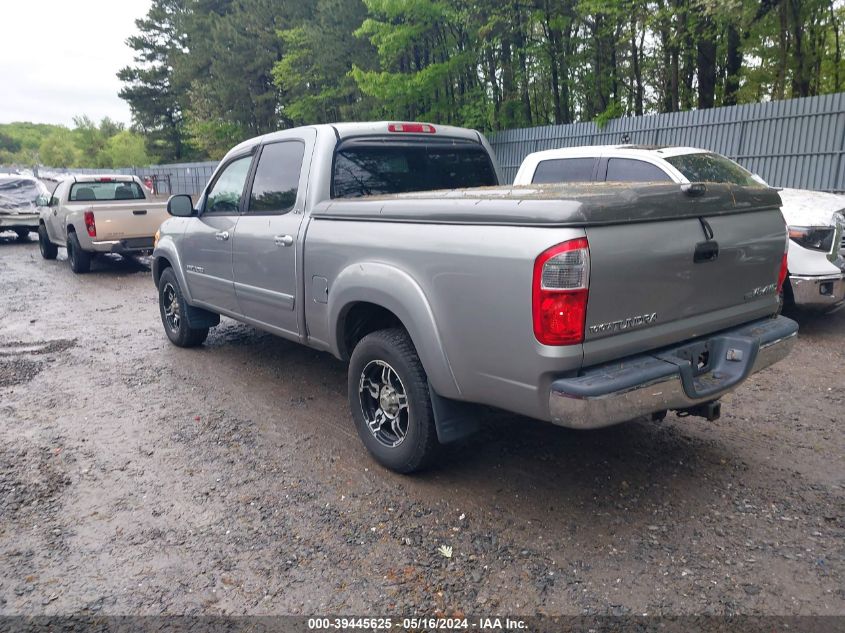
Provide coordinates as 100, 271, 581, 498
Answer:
20, 93, 845, 194
489, 92, 845, 190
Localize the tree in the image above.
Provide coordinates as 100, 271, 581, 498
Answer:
104, 131, 150, 167
273, 0, 375, 125
39, 131, 79, 167
118, 0, 190, 162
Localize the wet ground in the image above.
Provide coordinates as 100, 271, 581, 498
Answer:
0, 231, 842, 616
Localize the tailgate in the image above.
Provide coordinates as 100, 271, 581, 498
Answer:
582, 207, 786, 365
89, 202, 168, 241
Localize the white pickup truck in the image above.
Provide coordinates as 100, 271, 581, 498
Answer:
514, 145, 845, 311
37, 175, 168, 273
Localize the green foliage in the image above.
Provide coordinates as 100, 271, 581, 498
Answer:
0, 119, 149, 168
38, 130, 80, 168
113, 0, 845, 156
104, 131, 151, 167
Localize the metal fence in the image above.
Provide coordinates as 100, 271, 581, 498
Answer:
33, 161, 218, 196
12, 92, 845, 194
489, 92, 845, 191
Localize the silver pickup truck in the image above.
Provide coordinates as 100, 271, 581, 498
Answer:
38, 175, 168, 273
152, 122, 798, 473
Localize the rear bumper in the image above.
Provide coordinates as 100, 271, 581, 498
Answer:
549, 316, 798, 429
90, 237, 155, 254
789, 273, 845, 308
0, 214, 39, 230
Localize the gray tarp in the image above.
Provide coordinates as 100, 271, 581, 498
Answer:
0, 177, 48, 215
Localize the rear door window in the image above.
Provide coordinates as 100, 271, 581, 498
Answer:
604, 159, 672, 182
532, 158, 597, 184
332, 140, 497, 198
247, 141, 305, 214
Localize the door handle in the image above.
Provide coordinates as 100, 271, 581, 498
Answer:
215, 231, 230, 241
274, 234, 294, 247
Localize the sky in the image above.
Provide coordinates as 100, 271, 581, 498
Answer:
0, 0, 152, 127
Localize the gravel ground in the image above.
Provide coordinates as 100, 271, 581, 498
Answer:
0, 232, 842, 617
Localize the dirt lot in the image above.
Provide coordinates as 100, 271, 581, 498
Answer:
0, 232, 842, 617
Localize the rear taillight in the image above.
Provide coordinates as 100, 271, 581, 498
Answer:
778, 230, 789, 289
387, 122, 436, 133
84, 210, 96, 237
532, 238, 590, 346
778, 252, 788, 289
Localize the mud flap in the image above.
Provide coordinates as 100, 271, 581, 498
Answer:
429, 383, 480, 444
184, 304, 220, 329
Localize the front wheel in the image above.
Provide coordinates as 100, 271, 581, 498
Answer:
67, 231, 91, 273
348, 328, 440, 473
158, 267, 209, 347
38, 225, 57, 259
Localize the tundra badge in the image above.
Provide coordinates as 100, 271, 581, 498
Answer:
589, 313, 657, 335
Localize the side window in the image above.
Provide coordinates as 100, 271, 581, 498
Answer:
605, 158, 672, 182
247, 141, 305, 214
205, 155, 252, 214
532, 158, 596, 184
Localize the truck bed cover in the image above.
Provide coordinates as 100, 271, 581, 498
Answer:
313, 182, 781, 227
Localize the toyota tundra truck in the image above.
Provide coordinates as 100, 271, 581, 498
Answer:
38, 175, 168, 273
152, 122, 798, 473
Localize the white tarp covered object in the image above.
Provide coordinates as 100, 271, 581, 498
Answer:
0, 175, 49, 215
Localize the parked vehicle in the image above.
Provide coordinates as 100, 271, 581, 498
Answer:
153, 122, 797, 473
513, 145, 845, 310
37, 175, 168, 273
776, 188, 845, 311
0, 173, 49, 240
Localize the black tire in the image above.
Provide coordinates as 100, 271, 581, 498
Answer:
15, 229, 30, 241
348, 328, 440, 473
67, 231, 91, 274
38, 225, 57, 260
158, 267, 209, 347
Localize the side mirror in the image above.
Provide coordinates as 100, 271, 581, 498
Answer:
167, 194, 195, 217
35, 195, 49, 207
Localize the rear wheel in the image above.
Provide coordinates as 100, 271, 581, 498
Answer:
14, 229, 30, 241
67, 231, 91, 274
38, 225, 57, 260
158, 267, 209, 347
348, 328, 440, 473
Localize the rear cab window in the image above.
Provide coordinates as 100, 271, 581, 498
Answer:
332, 139, 498, 198
532, 158, 596, 184
664, 152, 762, 186
69, 181, 146, 202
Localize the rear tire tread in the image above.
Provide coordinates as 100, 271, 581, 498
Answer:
67, 231, 91, 273
348, 328, 440, 474
38, 225, 58, 260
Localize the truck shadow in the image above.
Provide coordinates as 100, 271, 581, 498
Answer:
59, 251, 152, 276
0, 230, 34, 245
198, 321, 745, 532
